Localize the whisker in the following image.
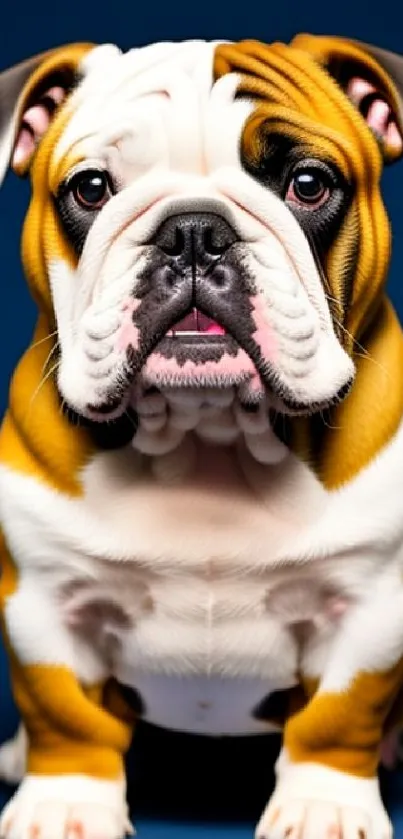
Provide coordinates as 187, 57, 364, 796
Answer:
41, 341, 60, 378
27, 330, 58, 354
27, 360, 60, 417
310, 242, 389, 381
306, 237, 391, 404
59, 400, 79, 428
124, 410, 138, 432
330, 315, 389, 379
323, 292, 340, 306
319, 410, 342, 431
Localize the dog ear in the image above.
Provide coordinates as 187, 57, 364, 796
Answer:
291, 34, 403, 163
0, 43, 94, 185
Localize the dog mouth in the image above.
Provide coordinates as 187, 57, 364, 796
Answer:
166, 309, 227, 338
125, 284, 266, 413
142, 304, 256, 391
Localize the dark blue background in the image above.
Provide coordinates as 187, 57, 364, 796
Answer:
2, 0, 403, 835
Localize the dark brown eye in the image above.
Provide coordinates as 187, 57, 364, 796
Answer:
71, 170, 112, 210
286, 168, 330, 208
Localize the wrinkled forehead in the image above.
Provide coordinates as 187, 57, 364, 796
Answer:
214, 40, 381, 178
53, 40, 238, 172
49, 37, 378, 187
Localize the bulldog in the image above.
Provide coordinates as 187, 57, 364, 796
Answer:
1, 31, 403, 839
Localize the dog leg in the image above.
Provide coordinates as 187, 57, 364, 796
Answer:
256, 572, 403, 839
0, 560, 134, 839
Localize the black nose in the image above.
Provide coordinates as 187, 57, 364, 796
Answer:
153, 212, 238, 264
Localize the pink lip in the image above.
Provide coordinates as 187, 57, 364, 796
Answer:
167, 308, 227, 336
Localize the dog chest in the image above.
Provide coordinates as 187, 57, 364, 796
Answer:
0, 434, 397, 736
59, 443, 346, 734
62, 559, 345, 735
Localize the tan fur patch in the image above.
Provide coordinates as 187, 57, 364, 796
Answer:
214, 38, 403, 487
285, 661, 403, 776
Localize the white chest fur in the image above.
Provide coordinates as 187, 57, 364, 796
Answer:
77, 440, 333, 733
2, 429, 403, 736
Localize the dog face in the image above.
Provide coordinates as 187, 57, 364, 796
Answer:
1, 36, 403, 448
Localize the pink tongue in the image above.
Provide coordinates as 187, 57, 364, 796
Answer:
170, 308, 226, 335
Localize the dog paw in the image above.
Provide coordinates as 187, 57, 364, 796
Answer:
0, 774, 133, 839
255, 760, 392, 839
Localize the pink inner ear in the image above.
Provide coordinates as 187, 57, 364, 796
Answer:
346, 76, 403, 153
12, 85, 67, 169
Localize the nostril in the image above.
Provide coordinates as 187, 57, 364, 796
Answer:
153, 212, 238, 262
203, 227, 230, 257
161, 227, 186, 257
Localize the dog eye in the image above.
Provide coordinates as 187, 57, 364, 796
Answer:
285, 168, 331, 209
70, 170, 112, 210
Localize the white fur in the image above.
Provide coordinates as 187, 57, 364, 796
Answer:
0, 773, 132, 839
0, 726, 27, 786
115, 674, 282, 735
316, 567, 403, 691
257, 752, 392, 839
243, 427, 288, 464
129, 387, 288, 461
4, 576, 106, 683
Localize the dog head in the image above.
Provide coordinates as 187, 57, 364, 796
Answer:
1, 35, 403, 462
